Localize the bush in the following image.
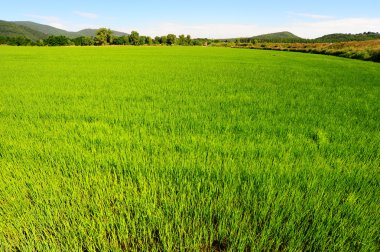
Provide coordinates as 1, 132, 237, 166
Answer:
369, 50, 380, 62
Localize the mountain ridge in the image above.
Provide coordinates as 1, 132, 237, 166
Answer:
0, 20, 128, 39
0, 20, 48, 40
252, 31, 301, 40
13, 21, 128, 38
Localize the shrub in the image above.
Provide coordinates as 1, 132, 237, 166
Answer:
369, 50, 380, 62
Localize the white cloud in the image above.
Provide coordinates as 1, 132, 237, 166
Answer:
289, 12, 334, 20
48, 22, 67, 30
74, 11, 98, 19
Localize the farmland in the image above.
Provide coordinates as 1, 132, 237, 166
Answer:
0, 46, 379, 251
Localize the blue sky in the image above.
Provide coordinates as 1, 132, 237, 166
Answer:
1, 0, 380, 38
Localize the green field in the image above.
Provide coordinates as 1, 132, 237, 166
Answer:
0, 46, 379, 251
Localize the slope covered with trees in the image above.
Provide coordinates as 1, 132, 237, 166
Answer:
13, 21, 72, 37
252, 31, 301, 40
13, 21, 128, 38
0, 20, 47, 40
314, 32, 380, 42
226, 32, 380, 43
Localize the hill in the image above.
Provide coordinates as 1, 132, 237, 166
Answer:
223, 31, 303, 43
0, 20, 47, 40
223, 31, 380, 43
13, 21, 73, 37
315, 32, 380, 42
252, 31, 301, 40
13, 21, 128, 38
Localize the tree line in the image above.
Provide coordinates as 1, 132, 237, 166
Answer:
0, 28, 211, 46
2, 28, 379, 47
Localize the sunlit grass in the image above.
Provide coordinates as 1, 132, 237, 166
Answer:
0, 46, 379, 251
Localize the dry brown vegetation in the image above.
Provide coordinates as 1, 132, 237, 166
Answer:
232, 39, 380, 62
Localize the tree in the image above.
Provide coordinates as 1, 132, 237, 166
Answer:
35, 39, 44, 46
139, 36, 147, 45
166, 34, 177, 45
95, 28, 113, 45
43, 35, 71, 46
161, 36, 167, 45
178, 34, 186, 45
72, 36, 94, 46
192, 39, 203, 46
9, 36, 32, 46
146, 36, 153, 45
129, 31, 140, 45
186, 35, 192, 45
113, 35, 130, 45
154, 36, 161, 44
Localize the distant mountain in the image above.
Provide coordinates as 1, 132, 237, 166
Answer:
250, 31, 380, 43
13, 21, 73, 37
10, 21, 128, 38
252, 31, 301, 40
0, 20, 47, 40
224, 31, 303, 43
315, 32, 380, 42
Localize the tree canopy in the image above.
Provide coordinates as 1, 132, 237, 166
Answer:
129, 31, 140, 45
95, 28, 114, 45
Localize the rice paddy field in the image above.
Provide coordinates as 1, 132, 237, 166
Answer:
0, 46, 379, 251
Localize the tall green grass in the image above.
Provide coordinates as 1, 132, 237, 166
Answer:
0, 47, 379, 251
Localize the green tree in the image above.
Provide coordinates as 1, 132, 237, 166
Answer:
161, 36, 167, 45
146, 36, 153, 45
154, 36, 161, 44
178, 34, 186, 45
186, 35, 192, 45
192, 39, 203, 46
43, 35, 71, 46
166, 34, 177, 45
95, 28, 113, 45
35, 39, 44, 46
10, 36, 32, 46
139, 36, 147, 45
72, 36, 94, 46
129, 31, 140, 45
113, 35, 130, 45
